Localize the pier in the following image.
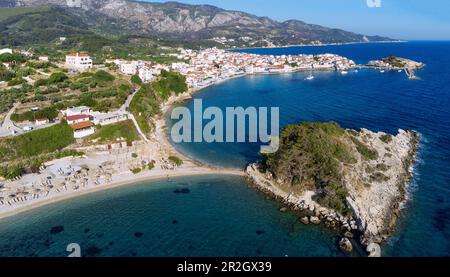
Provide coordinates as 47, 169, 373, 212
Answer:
405, 67, 418, 80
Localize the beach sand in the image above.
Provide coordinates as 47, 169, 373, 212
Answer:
0, 86, 244, 220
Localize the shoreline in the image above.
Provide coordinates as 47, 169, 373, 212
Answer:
227, 40, 406, 51
0, 50, 419, 222
245, 129, 421, 255
0, 167, 244, 221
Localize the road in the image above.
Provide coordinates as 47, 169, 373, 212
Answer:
0, 103, 22, 137
119, 88, 137, 112
118, 88, 150, 142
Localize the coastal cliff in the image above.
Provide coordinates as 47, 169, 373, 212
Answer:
246, 122, 419, 254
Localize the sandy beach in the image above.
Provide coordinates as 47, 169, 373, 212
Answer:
0, 85, 245, 220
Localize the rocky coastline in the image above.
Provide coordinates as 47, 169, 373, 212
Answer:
246, 128, 420, 256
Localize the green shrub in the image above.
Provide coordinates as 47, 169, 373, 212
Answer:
380, 134, 393, 144
350, 137, 378, 160
131, 168, 141, 174
263, 122, 353, 215
7, 77, 25, 86
93, 70, 115, 82
47, 72, 68, 84
131, 74, 142, 85
168, 155, 183, 167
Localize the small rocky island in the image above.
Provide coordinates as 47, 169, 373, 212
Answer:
368, 56, 425, 79
246, 122, 419, 256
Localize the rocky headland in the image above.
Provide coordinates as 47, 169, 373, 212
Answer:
246, 122, 419, 256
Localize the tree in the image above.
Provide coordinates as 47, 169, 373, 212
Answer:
131, 74, 142, 85
47, 72, 68, 84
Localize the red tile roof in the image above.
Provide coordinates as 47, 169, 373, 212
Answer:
70, 121, 95, 130
66, 53, 90, 57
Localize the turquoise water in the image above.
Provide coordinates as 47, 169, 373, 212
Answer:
1, 42, 449, 256
0, 175, 348, 257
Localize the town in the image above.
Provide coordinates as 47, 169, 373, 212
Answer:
0, 45, 358, 213
1, 47, 357, 140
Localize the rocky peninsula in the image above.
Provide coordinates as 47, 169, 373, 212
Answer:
246, 122, 419, 256
368, 56, 425, 79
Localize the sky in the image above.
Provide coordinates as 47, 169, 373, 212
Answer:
144, 0, 450, 40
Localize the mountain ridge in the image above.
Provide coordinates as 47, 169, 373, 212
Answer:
2, 0, 397, 47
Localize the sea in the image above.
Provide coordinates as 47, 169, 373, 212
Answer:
0, 41, 449, 257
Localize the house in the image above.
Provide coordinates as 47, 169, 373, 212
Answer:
38, 56, 49, 62
66, 114, 91, 125
138, 66, 157, 83
35, 118, 49, 126
62, 106, 92, 117
71, 121, 95, 139
0, 48, 13, 55
119, 62, 139, 75
65, 53, 93, 72
92, 111, 129, 126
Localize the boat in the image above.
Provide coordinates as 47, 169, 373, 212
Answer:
305, 75, 315, 80
380, 70, 385, 73
341, 71, 348, 75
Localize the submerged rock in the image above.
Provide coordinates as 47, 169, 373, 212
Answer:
50, 225, 64, 235
300, 217, 310, 225
310, 216, 321, 225
173, 188, 190, 194
339, 238, 353, 253
366, 242, 381, 257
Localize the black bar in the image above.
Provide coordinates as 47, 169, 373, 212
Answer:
0, 258, 449, 274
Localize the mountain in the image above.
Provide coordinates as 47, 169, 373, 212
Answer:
2, 0, 396, 47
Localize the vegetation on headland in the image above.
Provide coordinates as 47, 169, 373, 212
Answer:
382, 56, 407, 68
262, 122, 355, 216
129, 70, 187, 133
349, 136, 378, 160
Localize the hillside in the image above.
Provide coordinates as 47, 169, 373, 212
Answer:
1, 0, 396, 48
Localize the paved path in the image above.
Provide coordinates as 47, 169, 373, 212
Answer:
119, 88, 137, 112
119, 87, 150, 143
0, 103, 22, 137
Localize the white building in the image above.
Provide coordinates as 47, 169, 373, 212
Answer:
65, 53, 93, 72
138, 66, 157, 83
38, 56, 49, 62
91, 111, 129, 126
35, 118, 49, 126
71, 122, 95, 139
66, 114, 91, 125
119, 62, 139, 75
62, 106, 92, 117
0, 48, 13, 55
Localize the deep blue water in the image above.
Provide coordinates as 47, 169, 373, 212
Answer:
1, 42, 449, 256
170, 41, 450, 256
